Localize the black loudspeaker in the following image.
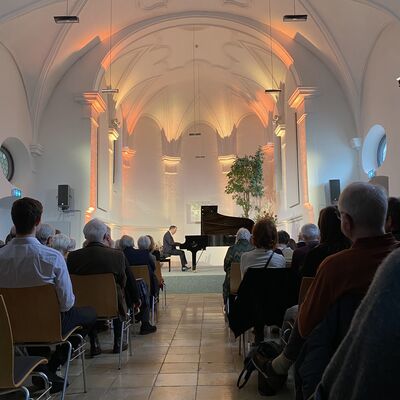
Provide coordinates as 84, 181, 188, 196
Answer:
329, 179, 341, 204
58, 185, 70, 210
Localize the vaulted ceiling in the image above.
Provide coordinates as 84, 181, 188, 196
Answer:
0, 0, 397, 138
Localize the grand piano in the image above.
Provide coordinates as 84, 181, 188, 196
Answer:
179, 206, 254, 271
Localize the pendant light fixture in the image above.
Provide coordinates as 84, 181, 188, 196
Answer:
283, 0, 308, 22
54, 0, 79, 23
190, 26, 201, 136
265, 0, 281, 94
102, 0, 119, 94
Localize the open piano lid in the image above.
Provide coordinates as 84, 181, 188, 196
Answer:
200, 205, 254, 235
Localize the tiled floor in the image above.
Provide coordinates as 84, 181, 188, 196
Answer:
66, 294, 294, 399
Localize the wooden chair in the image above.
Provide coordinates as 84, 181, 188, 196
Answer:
155, 261, 167, 308
0, 295, 50, 400
70, 273, 132, 370
129, 265, 156, 325
0, 286, 86, 400
299, 277, 315, 304
227, 262, 247, 356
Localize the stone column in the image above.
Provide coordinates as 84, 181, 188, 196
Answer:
261, 143, 275, 210
74, 91, 107, 222
162, 156, 181, 222
288, 87, 320, 223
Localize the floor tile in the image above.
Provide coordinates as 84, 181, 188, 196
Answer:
155, 373, 198, 386
164, 353, 200, 363
160, 362, 199, 373
198, 372, 238, 386
149, 386, 196, 400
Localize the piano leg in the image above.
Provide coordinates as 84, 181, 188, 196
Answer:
191, 251, 197, 271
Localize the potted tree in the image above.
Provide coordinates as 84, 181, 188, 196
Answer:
225, 148, 264, 218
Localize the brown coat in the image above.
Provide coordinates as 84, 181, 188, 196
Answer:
67, 242, 130, 317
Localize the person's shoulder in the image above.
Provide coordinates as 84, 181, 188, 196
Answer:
317, 248, 353, 273
39, 244, 66, 264
272, 251, 286, 264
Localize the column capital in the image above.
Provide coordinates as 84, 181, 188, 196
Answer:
288, 87, 320, 109
261, 143, 274, 156
108, 128, 119, 141
75, 91, 107, 121
162, 156, 181, 174
274, 124, 286, 138
218, 154, 236, 174
122, 146, 136, 168
29, 143, 44, 157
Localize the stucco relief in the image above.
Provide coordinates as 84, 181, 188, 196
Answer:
223, 0, 252, 7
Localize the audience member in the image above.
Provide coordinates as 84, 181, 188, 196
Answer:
223, 227, 253, 305
36, 223, 55, 246
276, 230, 294, 263
288, 238, 297, 251
67, 237, 76, 252
67, 218, 141, 354
0, 198, 96, 392
51, 233, 72, 259
240, 218, 285, 277
291, 224, 320, 274
147, 234, 161, 261
300, 207, 351, 278
315, 248, 400, 400
255, 182, 399, 395
5, 225, 16, 244
385, 196, 400, 240
124, 235, 159, 299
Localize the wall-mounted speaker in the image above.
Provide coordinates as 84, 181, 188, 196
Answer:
329, 179, 341, 205
58, 184, 70, 210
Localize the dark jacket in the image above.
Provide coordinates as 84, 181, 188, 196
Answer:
292, 241, 319, 275
123, 247, 157, 296
295, 294, 363, 400
67, 242, 139, 317
228, 267, 298, 337
163, 231, 176, 255
300, 240, 350, 278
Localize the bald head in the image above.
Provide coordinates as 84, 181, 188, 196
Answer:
339, 182, 387, 234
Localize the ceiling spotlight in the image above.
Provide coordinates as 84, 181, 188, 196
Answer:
265, 89, 282, 94
54, 1, 78, 23
283, 14, 307, 22
283, 0, 308, 22
101, 88, 119, 94
54, 15, 79, 23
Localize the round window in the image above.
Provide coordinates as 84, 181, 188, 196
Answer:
377, 134, 387, 167
0, 146, 14, 181
362, 125, 387, 175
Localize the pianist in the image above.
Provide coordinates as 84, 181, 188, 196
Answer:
163, 225, 188, 271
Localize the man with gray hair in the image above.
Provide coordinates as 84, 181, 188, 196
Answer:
291, 223, 320, 273
253, 182, 400, 395
36, 223, 55, 246
68, 218, 141, 354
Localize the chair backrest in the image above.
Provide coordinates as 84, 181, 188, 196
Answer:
130, 265, 151, 290
0, 285, 62, 344
230, 262, 241, 295
155, 261, 163, 286
299, 277, 314, 304
70, 273, 118, 319
0, 295, 14, 388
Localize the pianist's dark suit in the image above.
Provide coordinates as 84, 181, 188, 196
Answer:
163, 230, 187, 269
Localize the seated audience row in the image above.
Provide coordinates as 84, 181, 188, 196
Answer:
0, 199, 160, 394
252, 182, 400, 399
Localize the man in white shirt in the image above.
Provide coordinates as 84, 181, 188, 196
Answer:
0, 197, 97, 391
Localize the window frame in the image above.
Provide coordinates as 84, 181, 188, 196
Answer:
0, 146, 14, 181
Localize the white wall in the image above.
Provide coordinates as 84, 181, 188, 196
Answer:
361, 22, 400, 196
0, 42, 34, 240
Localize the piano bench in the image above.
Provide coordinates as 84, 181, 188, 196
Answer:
160, 257, 171, 272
